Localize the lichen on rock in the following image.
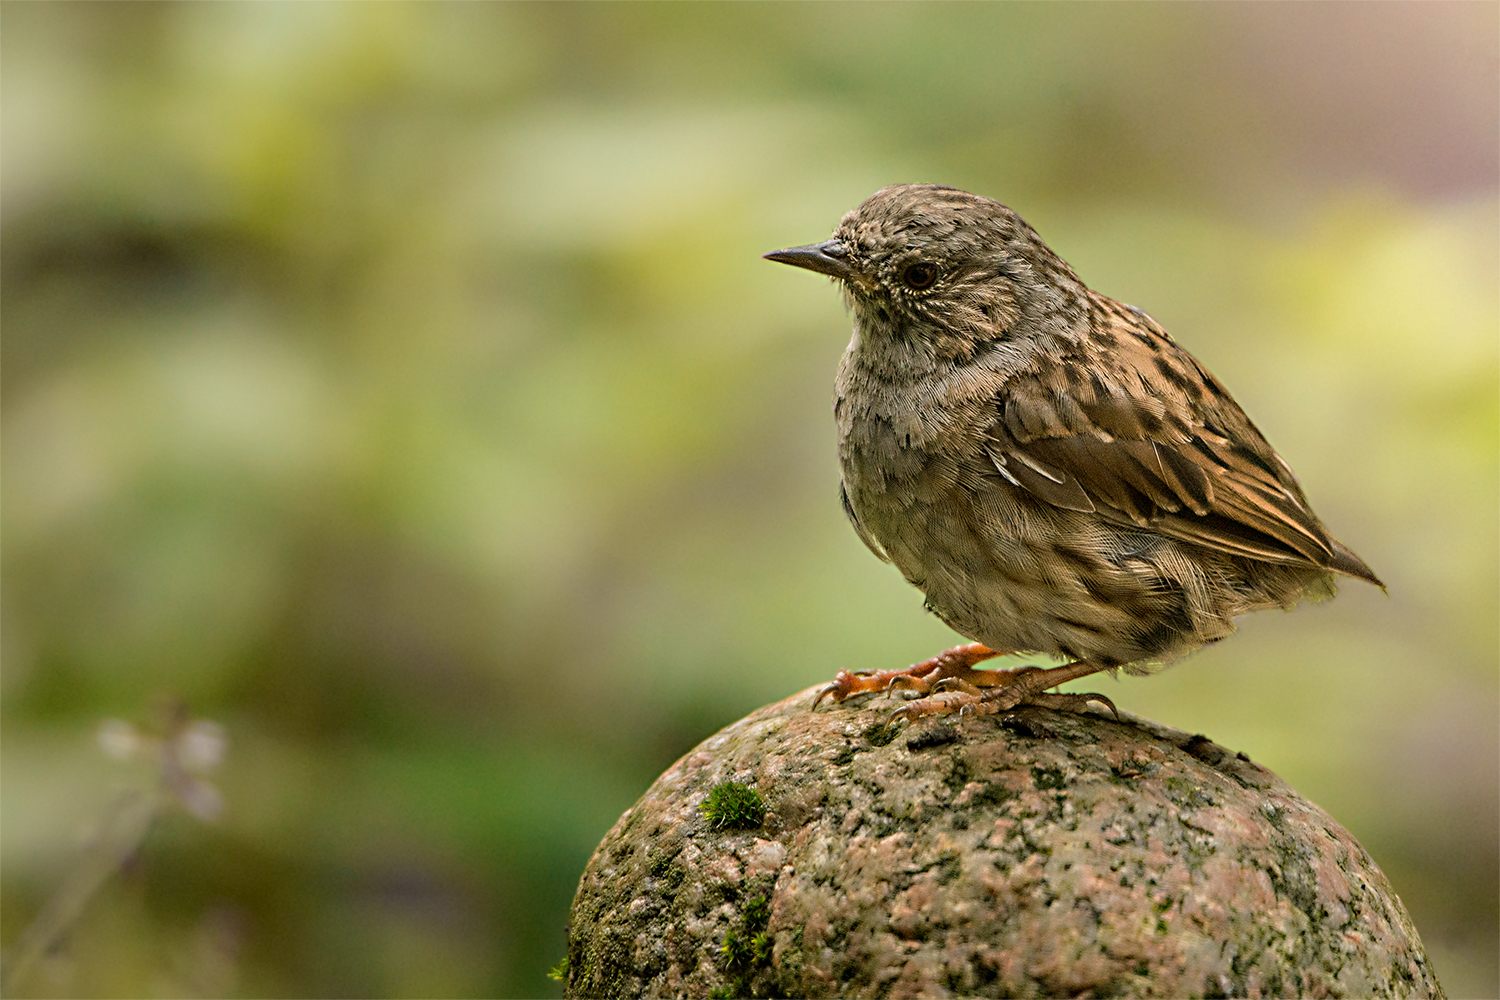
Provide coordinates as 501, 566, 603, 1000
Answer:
565, 685, 1443, 999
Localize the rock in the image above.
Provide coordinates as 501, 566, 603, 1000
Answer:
564, 685, 1443, 999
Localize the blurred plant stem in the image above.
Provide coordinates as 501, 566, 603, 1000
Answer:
0, 787, 161, 995
1, 701, 226, 996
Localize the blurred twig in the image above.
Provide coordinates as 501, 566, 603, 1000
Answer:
0, 701, 226, 995
0, 787, 164, 994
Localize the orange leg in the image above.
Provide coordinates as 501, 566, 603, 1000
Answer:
889, 659, 1118, 723
812, 643, 1005, 709
814, 646, 1119, 723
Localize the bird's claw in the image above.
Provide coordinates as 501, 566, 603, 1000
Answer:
887, 690, 986, 725
812, 669, 880, 710
812, 644, 1007, 711
1019, 690, 1120, 721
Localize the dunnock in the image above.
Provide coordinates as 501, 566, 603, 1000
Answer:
766, 184, 1381, 721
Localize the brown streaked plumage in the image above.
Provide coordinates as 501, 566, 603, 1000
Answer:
766, 184, 1381, 722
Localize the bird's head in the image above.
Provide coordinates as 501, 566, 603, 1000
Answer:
765, 184, 1081, 355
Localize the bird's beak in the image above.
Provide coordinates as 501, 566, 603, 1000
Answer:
763, 239, 859, 281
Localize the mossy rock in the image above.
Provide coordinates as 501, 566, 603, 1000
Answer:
564, 685, 1442, 999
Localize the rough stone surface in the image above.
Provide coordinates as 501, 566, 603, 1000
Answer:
565, 686, 1443, 999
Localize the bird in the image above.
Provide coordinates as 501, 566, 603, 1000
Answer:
764, 184, 1382, 723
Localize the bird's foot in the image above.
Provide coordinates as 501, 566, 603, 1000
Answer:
887, 661, 1119, 724
812, 643, 1006, 710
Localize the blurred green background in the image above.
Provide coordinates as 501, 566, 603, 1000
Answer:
2, 3, 1495, 997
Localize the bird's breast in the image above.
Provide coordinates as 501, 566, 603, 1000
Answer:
836, 369, 997, 556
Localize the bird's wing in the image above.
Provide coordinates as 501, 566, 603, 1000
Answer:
840, 480, 891, 563
983, 338, 1381, 585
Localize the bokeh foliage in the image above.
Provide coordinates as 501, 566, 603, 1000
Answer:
2, 3, 1495, 997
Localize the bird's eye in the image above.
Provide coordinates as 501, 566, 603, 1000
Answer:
901, 262, 938, 290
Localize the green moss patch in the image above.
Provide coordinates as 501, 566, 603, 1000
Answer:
713, 892, 774, 998
701, 781, 765, 831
